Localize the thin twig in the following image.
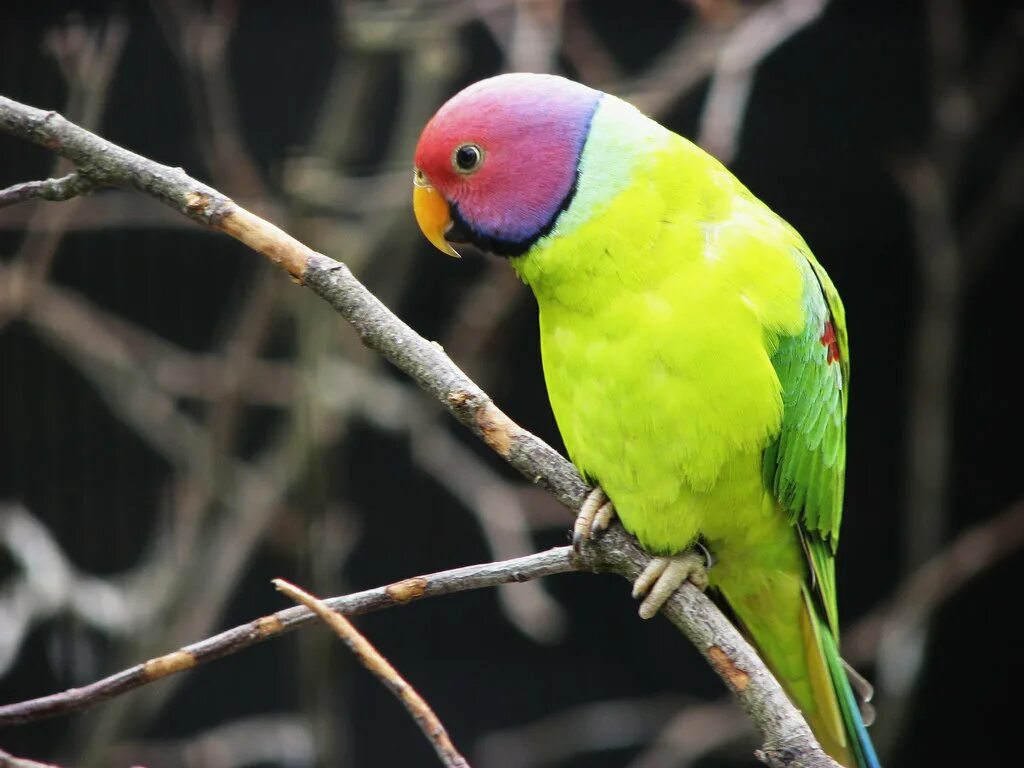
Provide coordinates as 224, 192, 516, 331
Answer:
275, 578, 472, 768
0, 547, 577, 726
0, 16, 127, 335
0, 173, 97, 209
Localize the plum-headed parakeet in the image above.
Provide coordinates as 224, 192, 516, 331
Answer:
412, 73, 879, 768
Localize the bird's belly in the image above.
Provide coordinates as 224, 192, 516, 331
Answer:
540, 307, 784, 555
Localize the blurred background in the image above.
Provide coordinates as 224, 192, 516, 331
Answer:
1, 1, 1022, 766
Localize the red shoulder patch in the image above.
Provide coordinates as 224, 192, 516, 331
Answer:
820, 321, 840, 365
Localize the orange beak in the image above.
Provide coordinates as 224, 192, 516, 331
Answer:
413, 173, 460, 258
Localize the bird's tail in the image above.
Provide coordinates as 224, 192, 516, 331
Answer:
812, 594, 881, 768
715, 576, 880, 768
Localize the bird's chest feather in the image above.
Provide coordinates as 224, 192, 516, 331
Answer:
522, 207, 806, 553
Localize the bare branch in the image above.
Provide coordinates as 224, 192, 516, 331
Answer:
0, 191, 239, 232
0, 547, 577, 726
275, 578, 472, 768
0, 173, 98, 209
577, 529, 839, 768
0, 530, 835, 765
0, 16, 127, 333
633, 498, 1024, 768
0, 97, 307, 275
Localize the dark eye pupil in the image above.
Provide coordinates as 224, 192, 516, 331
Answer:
455, 145, 480, 171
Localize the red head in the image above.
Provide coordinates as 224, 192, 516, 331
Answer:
413, 73, 601, 257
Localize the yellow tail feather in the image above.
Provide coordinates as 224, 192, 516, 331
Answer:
714, 570, 855, 767
799, 586, 853, 765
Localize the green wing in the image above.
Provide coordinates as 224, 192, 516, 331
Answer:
763, 248, 849, 636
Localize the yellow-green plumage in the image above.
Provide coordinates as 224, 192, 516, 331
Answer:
511, 93, 875, 767
413, 73, 878, 768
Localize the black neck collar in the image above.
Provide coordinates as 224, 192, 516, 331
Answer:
447, 171, 582, 259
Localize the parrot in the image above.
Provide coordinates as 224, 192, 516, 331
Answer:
411, 73, 879, 768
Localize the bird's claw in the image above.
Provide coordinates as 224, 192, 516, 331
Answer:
572, 486, 616, 553
632, 549, 711, 620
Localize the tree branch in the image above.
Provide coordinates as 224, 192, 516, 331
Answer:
0, 547, 578, 726
0, 94, 835, 767
274, 578, 471, 768
579, 529, 838, 768
106, 714, 313, 767
477, 693, 697, 768
0, 172, 97, 208
697, 0, 828, 164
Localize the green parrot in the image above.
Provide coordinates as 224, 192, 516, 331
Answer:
412, 73, 879, 768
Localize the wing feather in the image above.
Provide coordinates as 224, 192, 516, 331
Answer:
767, 247, 849, 636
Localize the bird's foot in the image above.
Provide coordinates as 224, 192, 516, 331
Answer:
572, 486, 616, 553
632, 547, 712, 620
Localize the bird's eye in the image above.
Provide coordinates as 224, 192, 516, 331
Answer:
452, 144, 483, 173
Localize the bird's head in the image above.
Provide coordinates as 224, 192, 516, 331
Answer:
412, 73, 602, 259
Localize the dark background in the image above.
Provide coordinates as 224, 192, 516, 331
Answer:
1, 1, 1021, 766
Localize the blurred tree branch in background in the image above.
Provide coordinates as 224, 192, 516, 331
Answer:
899, 0, 1024, 573
888, 2, 1024, 752
0, 748, 59, 768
